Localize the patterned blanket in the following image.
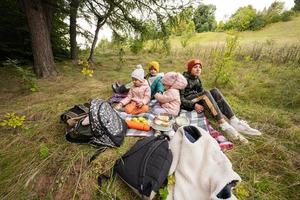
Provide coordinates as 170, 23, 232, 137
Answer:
118, 112, 155, 137
112, 95, 233, 151
118, 110, 209, 137
179, 110, 208, 131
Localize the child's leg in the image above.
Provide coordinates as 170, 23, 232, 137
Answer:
210, 88, 234, 119
152, 104, 167, 115
131, 104, 149, 115
124, 102, 137, 114
197, 91, 223, 121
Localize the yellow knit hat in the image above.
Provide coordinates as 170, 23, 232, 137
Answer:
148, 61, 160, 72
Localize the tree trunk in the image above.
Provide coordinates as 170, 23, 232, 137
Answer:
42, 1, 54, 32
21, 0, 57, 78
70, 0, 80, 60
88, 17, 102, 63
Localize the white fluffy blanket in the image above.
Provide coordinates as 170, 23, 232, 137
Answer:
167, 125, 241, 200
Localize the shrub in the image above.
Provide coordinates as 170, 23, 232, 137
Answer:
2, 58, 38, 92
130, 39, 144, 54
225, 6, 257, 31
78, 60, 93, 77
39, 144, 49, 159
115, 47, 125, 71
249, 14, 267, 30
0, 112, 26, 129
180, 32, 194, 48
280, 10, 295, 21
213, 34, 239, 87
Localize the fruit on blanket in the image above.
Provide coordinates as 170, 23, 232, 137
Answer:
132, 118, 138, 122
126, 119, 150, 131
131, 117, 149, 125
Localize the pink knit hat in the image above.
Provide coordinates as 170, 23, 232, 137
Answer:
162, 72, 188, 90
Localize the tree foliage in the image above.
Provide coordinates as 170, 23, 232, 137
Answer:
221, 2, 295, 32
0, 0, 69, 63
193, 4, 217, 32
167, 7, 195, 36
0, 0, 31, 61
86, 0, 188, 41
85, 0, 190, 56
264, 1, 285, 24
294, 0, 300, 11
224, 6, 257, 31
51, 8, 70, 59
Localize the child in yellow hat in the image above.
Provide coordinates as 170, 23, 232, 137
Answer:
112, 61, 164, 97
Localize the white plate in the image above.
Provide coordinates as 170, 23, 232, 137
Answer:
150, 122, 173, 132
151, 115, 175, 131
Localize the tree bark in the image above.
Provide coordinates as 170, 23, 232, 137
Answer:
70, 0, 80, 60
42, 1, 54, 32
20, 0, 57, 78
88, 16, 102, 63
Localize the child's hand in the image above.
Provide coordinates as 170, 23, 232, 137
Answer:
194, 103, 204, 113
114, 103, 122, 110
136, 102, 144, 108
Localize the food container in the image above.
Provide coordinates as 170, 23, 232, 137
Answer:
174, 116, 190, 130
150, 114, 174, 132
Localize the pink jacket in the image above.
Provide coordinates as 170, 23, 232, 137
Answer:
155, 72, 188, 116
120, 80, 151, 106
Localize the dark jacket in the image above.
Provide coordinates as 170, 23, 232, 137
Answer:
180, 71, 204, 111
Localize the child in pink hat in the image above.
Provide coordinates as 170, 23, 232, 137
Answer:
153, 72, 187, 116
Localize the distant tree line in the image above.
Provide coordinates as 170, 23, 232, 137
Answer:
171, 1, 299, 35
218, 1, 297, 31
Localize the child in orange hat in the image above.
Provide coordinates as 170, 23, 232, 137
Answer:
180, 59, 262, 144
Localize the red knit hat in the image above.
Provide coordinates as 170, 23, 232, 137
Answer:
187, 59, 202, 72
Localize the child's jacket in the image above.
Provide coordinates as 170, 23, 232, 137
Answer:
155, 73, 187, 116
120, 80, 151, 106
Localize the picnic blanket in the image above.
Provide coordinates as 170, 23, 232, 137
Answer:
118, 112, 155, 137
110, 94, 233, 151
118, 109, 210, 138
179, 110, 208, 131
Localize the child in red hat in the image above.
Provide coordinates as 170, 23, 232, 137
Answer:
180, 59, 261, 144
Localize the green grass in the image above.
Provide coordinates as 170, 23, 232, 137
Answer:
1, 17, 300, 199
170, 16, 300, 49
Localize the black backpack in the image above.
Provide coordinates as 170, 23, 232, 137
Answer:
65, 99, 127, 147
65, 118, 94, 144
60, 103, 90, 124
114, 135, 172, 199
89, 99, 127, 147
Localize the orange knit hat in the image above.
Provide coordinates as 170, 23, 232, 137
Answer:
187, 59, 202, 72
